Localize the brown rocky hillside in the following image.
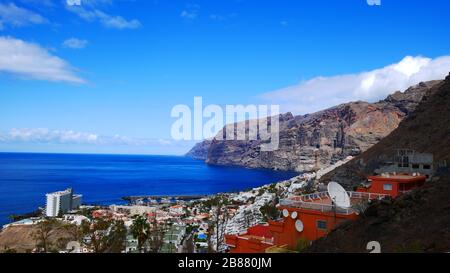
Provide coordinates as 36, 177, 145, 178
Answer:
306, 72, 450, 253
320, 73, 450, 188
0, 225, 72, 253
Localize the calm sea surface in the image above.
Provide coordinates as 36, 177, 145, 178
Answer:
0, 153, 297, 226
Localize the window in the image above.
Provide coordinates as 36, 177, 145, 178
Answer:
412, 164, 420, 169
423, 165, 431, 170
383, 184, 393, 191
317, 220, 327, 230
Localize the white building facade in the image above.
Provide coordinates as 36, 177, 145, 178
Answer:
45, 188, 82, 217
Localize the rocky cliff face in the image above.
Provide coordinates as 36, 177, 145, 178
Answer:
187, 81, 441, 172
320, 75, 450, 188
185, 140, 212, 160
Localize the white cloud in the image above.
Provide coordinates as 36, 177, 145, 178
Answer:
62, 38, 88, 49
0, 128, 185, 147
99, 12, 141, 29
181, 4, 200, 20
0, 2, 48, 29
181, 10, 198, 20
5, 128, 99, 145
0, 128, 196, 155
261, 55, 450, 114
0, 36, 85, 83
66, 3, 141, 29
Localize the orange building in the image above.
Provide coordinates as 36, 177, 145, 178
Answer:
267, 191, 386, 250
226, 191, 387, 253
358, 173, 426, 198
225, 173, 427, 253
225, 224, 274, 253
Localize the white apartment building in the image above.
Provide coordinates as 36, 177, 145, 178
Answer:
45, 188, 82, 217
72, 194, 82, 208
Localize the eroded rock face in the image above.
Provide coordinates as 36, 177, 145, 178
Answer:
185, 140, 212, 160
187, 81, 441, 172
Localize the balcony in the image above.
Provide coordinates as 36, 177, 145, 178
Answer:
279, 191, 389, 215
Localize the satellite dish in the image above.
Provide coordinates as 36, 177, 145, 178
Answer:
327, 182, 351, 208
291, 211, 298, 219
282, 209, 289, 218
295, 220, 304, 232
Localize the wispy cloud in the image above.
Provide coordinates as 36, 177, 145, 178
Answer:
0, 128, 184, 147
0, 36, 85, 83
0, 2, 48, 30
261, 55, 450, 114
0, 128, 196, 155
66, 1, 141, 29
62, 38, 88, 49
181, 4, 200, 20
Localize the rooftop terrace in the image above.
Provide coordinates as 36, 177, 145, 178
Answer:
280, 191, 389, 215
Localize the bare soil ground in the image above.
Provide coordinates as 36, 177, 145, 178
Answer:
0, 225, 73, 253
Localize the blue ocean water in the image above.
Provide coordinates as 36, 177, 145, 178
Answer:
0, 153, 297, 226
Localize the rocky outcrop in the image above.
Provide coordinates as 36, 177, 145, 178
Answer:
185, 140, 212, 160
188, 81, 441, 172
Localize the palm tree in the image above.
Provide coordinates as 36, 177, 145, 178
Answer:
209, 195, 229, 252
80, 219, 111, 253
147, 216, 167, 253
130, 216, 150, 252
107, 220, 127, 253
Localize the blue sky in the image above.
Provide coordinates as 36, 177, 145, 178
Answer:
1, 0, 450, 155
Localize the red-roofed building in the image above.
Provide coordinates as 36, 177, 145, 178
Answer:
169, 205, 185, 216
225, 224, 274, 253
358, 173, 426, 197
92, 210, 113, 219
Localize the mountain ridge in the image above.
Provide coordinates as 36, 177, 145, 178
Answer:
187, 80, 442, 172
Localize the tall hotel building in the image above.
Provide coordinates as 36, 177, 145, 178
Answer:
45, 188, 82, 217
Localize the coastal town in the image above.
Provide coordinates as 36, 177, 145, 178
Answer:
0, 171, 315, 253
0, 150, 438, 253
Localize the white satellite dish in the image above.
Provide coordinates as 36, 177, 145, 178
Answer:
282, 209, 289, 218
291, 211, 298, 219
327, 182, 351, 208
295, 220, 304, 232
